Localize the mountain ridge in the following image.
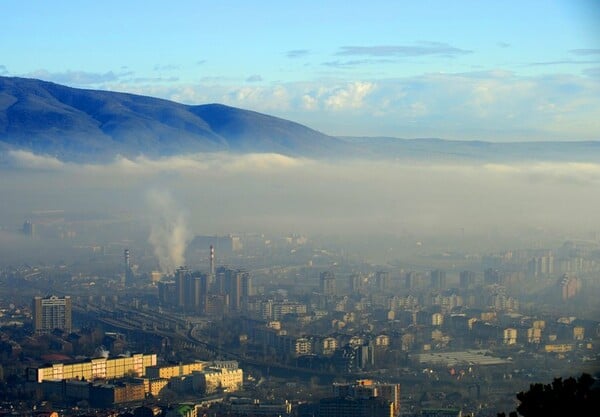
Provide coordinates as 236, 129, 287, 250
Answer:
0, 76, 598, 163
0, 76, 346, 162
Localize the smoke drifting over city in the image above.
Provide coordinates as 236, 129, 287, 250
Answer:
2, 150, 600, 243
146, 189, 190, 275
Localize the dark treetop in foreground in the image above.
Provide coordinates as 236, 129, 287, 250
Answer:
498, 373, 600, 417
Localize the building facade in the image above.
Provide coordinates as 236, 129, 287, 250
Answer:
32, 295, 72, 335
28, 353, 157, 383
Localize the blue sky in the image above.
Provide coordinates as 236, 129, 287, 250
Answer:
2, 0, 600, 141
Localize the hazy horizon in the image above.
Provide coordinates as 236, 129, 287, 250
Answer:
2, 150, 599, 267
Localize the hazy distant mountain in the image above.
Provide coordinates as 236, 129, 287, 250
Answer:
340, 136, 600, 162
0, 76, 345, 162
0, 76, 598, 162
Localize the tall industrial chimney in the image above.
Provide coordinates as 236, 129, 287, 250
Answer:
210, 245, 215, 276
124, 249, 132, 284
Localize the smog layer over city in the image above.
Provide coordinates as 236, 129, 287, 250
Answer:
0, 2, 599, 417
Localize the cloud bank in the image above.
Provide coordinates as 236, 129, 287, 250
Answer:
99, 70, 600, 140
2, 151, 600, 241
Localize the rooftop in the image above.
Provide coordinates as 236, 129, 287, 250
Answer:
415, 350, 511, 366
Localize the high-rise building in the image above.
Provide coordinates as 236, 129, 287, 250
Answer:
124, 249, 134, 283
459, 271, 475, 288
558, 274, 581, 300
404, 271, 419, 289
175, 266, 191, 309
158, 281, 176, 305
162, 265, 254, 314
430, 270, 446, 289
189, 272, 209, 313
375, 271, 390, 292
349, 274, 365, 294
484, 268, 500, 285
22, 220, 36, 238
528, 253, 555, 277
174, 267, 210, 312
33, 295, 72, 334
216, 267, 252, 312
320, 271, 336, 295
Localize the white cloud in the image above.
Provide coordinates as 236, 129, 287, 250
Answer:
323, 81, 375, 110
483, 162, 600, 185
3, 152, 600, 238
6, 151, 310, 180
102, 69, 600, 140
85, 153, 309, 179
228, 153, 307, 171
223, 85, 291, 111
7, 150, 65, 170
9, 149, 600, 187
301, 94, 318, 110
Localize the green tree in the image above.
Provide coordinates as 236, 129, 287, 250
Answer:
499, 373, 600, 417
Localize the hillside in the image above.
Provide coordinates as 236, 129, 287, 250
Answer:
0, 76, 343, 161
1, 76, 598, 163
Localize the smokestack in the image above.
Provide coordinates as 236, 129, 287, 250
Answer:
210, 245, 215, 276
124, 249, 132, 284
208, 245, 215, 289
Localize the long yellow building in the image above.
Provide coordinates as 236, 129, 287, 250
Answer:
145, 361, 206, 379
28, 353, 157, 383
544, 344, 574, 353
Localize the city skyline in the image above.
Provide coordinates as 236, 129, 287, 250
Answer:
1, 2, 600, 416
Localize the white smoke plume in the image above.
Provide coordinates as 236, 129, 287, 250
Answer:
146, 189, 191, 275
94, 346, 110, 359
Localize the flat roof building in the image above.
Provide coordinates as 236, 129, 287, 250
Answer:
33, 295, 72, 335
27, 353, 157, 383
